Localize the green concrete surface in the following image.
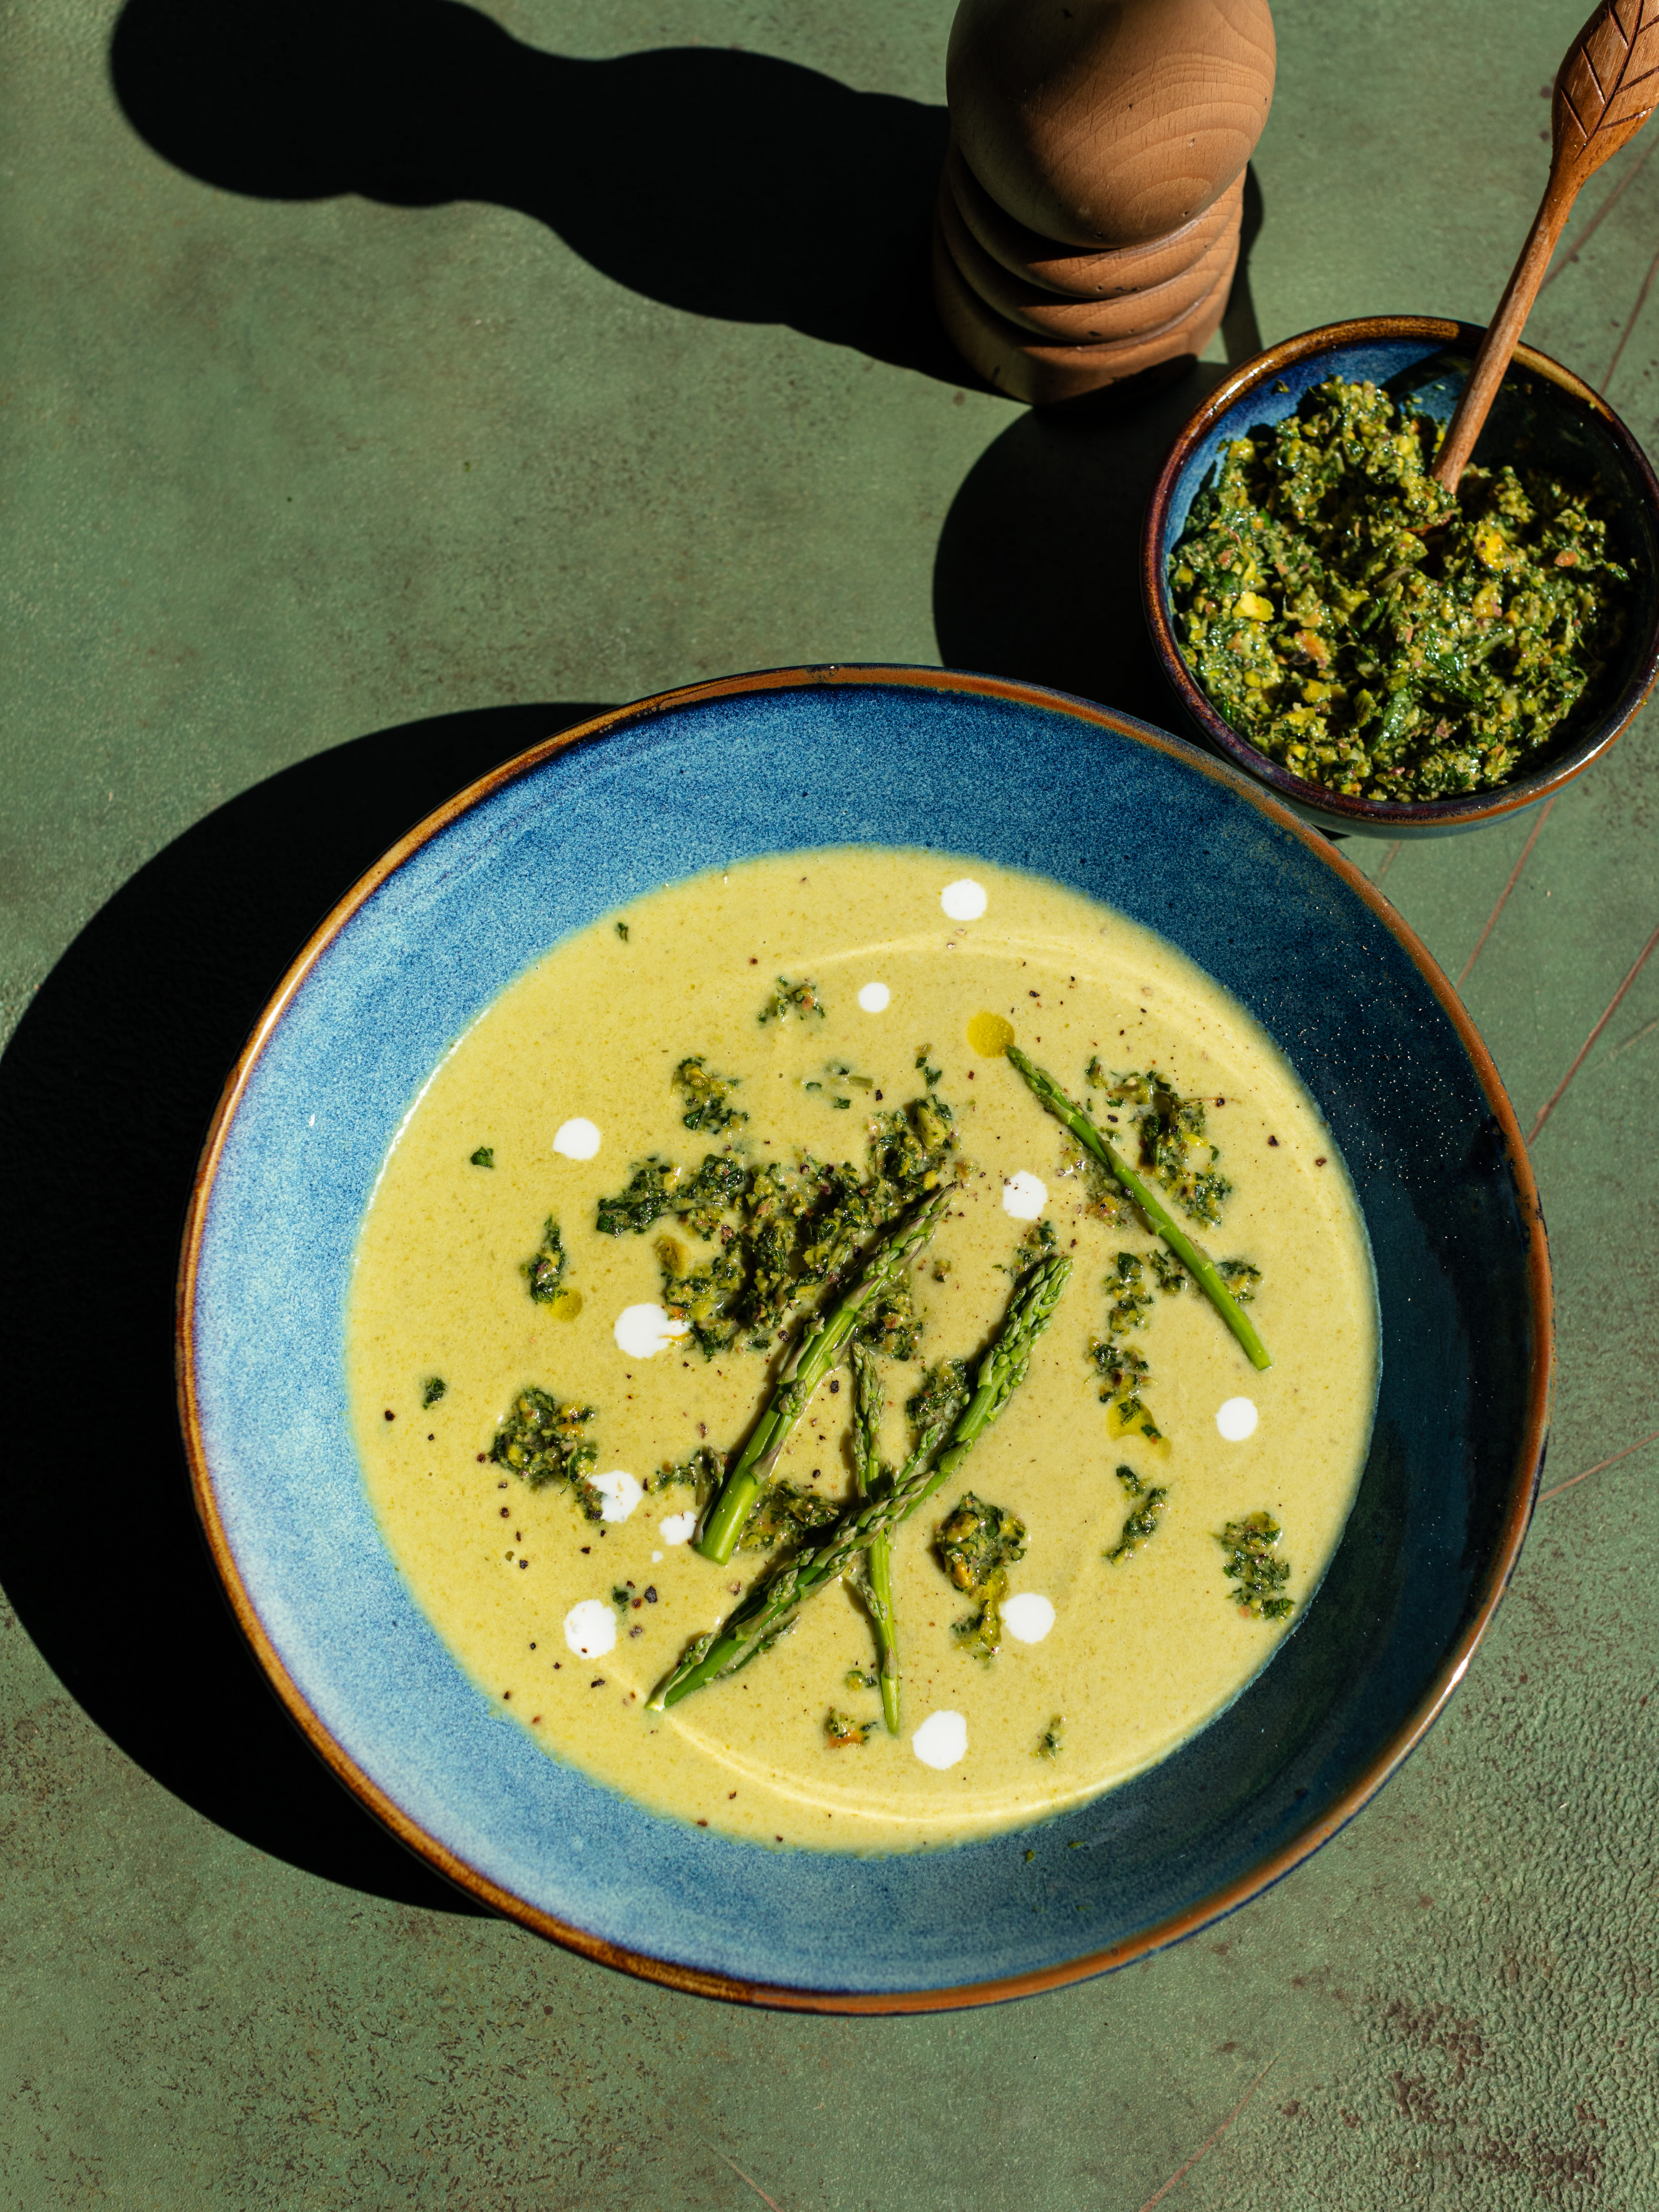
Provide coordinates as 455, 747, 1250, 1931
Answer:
3, 0, 1657, 2203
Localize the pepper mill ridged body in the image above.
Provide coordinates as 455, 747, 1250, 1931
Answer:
935, 0, 1275, 403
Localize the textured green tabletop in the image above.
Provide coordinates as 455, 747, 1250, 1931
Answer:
3, 0, 1656, 2203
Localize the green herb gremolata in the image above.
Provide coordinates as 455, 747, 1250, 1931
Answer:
1167, 377, 1629, 801
936, 1490, 1027, 1661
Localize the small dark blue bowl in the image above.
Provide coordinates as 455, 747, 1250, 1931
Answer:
179, 669, 1549, 2010
1143, 316, 1659, 837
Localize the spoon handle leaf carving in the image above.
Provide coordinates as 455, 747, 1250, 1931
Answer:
1433, 0, 1659, 493
1555, 0, 1659, 182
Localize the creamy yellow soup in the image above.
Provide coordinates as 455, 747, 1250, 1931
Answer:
348, 849, 1377, 1852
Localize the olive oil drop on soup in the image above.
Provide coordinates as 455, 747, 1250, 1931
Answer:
348, 850, 1377, 1852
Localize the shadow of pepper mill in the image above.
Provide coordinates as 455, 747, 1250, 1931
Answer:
936, 0, 1276, 404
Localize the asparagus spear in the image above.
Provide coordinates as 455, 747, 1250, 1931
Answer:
695, 1187, 952, 1564
652, 1253, 1072, 1710
850, 1340, 901, 1735
1005, 1045, 1271, 1372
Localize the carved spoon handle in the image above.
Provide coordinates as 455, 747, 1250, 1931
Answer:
1432, 0, 1659, 493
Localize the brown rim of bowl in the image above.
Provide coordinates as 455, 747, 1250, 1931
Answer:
176, 662, 1552, 2013
1141, 315, 1659, 830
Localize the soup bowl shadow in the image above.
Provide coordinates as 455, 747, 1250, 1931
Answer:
178, 667, 1548, 2009
1142, 316, 1659, 838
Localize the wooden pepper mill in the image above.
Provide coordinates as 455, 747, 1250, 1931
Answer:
935, 0, 1276, 404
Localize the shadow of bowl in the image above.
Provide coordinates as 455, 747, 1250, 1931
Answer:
0, 702, 606, 1910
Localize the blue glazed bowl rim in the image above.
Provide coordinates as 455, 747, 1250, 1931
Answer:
1141, 315, 1659, 833
176, 664, 1550, 2012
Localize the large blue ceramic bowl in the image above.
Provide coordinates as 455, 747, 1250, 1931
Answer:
1142, 317, 1659, 839
179, 668, 1549, 2011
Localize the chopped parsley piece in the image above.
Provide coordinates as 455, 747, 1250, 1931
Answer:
758, 975, 826, 1025
740, 1480, 842, 1552
595, 1152, 748, 1239
824, 1709, 872, 1748
1167, 375, 1632, 801
936, 1491, 1027, 1660
715, 1157, 830, 1350
845, 1665, 879, 1691
1107, 1462, 1168, 1561
1004, 1216, 1058, 1276
1108, 1249, 1155, 1328
1090, 1253, 1161, 1437
1150, 1250, 1191, 1294
610, 1585, 631, 1608
1037, 1716, 1064, 1760
421, 1376, 447, 1409
807, 1060, 877, 1108
615, 921, 630, 941
647, 1444, 722, 1503
1219, 1511, 1293, 1618
855, 1274, 925, 1361
908, 1357, 971, 1442
1218, 1258, 1262, 1304
635, 1089, 964, 1357
1089, 1330, 1150, 1399
522, 1215, 569, 1303
673, 1054, 747, 1134
914, 1046, 942, 1089
1096, 1071, 1231, 1226
1056, 1132, 1130, 1226
596, 1160, 674, 1237
490, 1387, 598, 1504
867, 1090, 959, 1197
469, 1145, 494, 1168
657, 1233, 745, 1356
667, 1154, 751, 1236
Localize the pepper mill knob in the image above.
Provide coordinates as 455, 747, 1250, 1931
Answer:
937, 0, 1275, 402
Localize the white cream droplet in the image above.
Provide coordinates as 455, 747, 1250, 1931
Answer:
614, 1303, 690, 1358
563, 1600, 616, 1658
940, 878, 987, 922
857, 981, 891, 1012
1002, 1170, 1048, 1220
589, 1469, 643, 1523
553, 1117, 601, 1160
658, 1510, 698, 1546
651, 1550, 664, 1563
1216, 1396, 1259, 1441
911, 1710, 968, 1769
1001, 1593, 1056, 1644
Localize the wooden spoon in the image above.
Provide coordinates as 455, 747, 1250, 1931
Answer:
1433, 0, 1659, 493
